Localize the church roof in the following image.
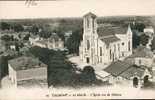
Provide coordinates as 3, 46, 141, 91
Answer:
97, 26, 128, 37
100, 35, 120, 45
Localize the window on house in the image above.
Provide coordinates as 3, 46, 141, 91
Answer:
139, 59, 142, 65
87, 18, 89, 28
55, 42, 59, 47
122, 52, 124, 57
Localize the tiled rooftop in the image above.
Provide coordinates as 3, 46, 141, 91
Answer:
97, 26, 128, 37
8, 56, 47, 71
104, 60, 147, 79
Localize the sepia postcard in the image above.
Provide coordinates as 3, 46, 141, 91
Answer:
0, 0, 155, 99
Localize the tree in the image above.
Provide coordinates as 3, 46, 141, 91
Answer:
0, 55, 21, 80
80, 66, 96, 84
0, 22, 10, 30
15, 43, 19, 52
23, 34, 30, 40
134, 23, 145, 32
28, 46, 75, 87
65, 29, 83, 54
13, 24, 24, 32
30, 25, 39, 34
151, 37, 155, 51
132, 31, 140, 48
139, 34, 149, 46
0, 56, 9, 78
1, 35, 13, 42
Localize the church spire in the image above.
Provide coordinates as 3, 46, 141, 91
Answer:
127, 24, 132, 34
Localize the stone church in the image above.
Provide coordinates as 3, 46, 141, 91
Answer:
79, 12, 133, 65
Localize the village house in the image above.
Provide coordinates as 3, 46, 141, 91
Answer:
143, 26, 154, 49
144, 26, 154, 36
47, 33, 64, 50
8, 56, 48, 88
125, 46, 155, 82
79, 12, 132, 65
29, 35, 41, 45
126, 46, 154, 67
29, 33, 64, 50
104, 60, 152, 88
64, 30, 72, 42
10, 45, 16, 50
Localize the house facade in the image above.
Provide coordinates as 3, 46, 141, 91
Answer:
29, 33, 64, 50
79, 12, 132, 65
126, 46, 154, 67
143, 26, 154, 49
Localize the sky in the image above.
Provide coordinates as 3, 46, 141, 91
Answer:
0, 0, 155, 19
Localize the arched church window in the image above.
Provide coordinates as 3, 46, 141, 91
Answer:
128, 41, 131, 51
110, 49, 112, 60
87, 18, 89, 28
87, 40, 90, 50
92, 18, 94, 33
100, 47, 102, 56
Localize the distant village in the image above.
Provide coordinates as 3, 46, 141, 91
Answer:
0, 12, 155, 89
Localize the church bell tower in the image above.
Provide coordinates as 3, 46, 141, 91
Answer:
82, 12, 97, 64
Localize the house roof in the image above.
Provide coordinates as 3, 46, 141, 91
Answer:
49, 33, 60, 42
129, 46, 154, 58
35, 40, 48, 45
104, 61, 147, 79
120, 65, 145, 79
29, 35, 39, 39
100, 35, 120, 45
8, 56, 47, 71
104, 60, 131, 77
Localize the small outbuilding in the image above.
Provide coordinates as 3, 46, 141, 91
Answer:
8, 56, 48, 88
104, 60, 152, 88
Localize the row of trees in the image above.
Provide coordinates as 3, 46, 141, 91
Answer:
28, 46, 101, 87
65, 29, 83, 55
0, 34, 25, 51
0, 22, 24, 32
133, 33, 150, 48
131, 23, 146, 32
